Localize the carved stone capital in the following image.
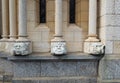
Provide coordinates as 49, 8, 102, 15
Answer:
84, 42, 105, 55
51, 41, 67, 55
12, 41, 32, 56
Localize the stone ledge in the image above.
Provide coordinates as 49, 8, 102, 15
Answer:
12, 77, 97, 83
0, 52, 103, 61
13, 76, 97, 80
99, 80, 120, 83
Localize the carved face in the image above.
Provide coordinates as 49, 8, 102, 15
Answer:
90, 43, 105, 55
51, 42, 67, 55
13, 42, 29, 55
14, 43, 28, 51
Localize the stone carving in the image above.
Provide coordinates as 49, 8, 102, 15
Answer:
84, 42, 105, 55
51, 41, 67, 55
12, 42, 32, 56
89, 43, 105, 55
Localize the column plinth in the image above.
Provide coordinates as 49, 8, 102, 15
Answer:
51, 0, 67, 55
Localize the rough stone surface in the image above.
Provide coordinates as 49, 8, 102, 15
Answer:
13, 60, 98, 77
115, 0, 120, 14
13, 62, 41, 77
41, 61, 77, 76
0, 58, 13, 73
99, 58, 120, 80
77, 61, 98, 76
100, 0, 115, 16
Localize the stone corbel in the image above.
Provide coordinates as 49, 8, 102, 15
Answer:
84, 42, 105, 55
12, 41, 32, 56
51, 41, 67, 55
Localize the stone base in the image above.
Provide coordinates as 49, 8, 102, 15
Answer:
0, 41, 6, 52
5, 41, 16, 55
11, 58, 98, 83
84, 42, 105, 55
12, 41, 32, 56
51, 41, 67, 55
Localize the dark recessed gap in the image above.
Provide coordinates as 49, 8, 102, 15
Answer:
40, 0, 46, 23
69, 0, 76, 23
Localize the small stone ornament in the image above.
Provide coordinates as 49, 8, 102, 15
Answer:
12, 42, 31, 56
51, 41, 67, 55
89, 43, 105, 55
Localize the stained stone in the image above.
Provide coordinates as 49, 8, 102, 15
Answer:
41, 61, 77, 76
101, 59, 120, 80
0, 58, 13, 73
77, 61, 98, 76
13, 62, 41, 77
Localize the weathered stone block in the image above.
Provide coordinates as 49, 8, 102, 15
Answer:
99, 58, 120, 80
0, 58, 13, 73
115, 0, 120, 14
100, 0, 115, 16
13, 62, 41, 77
77, 61, 98, 76
105, 41, 113, 54
41, 61, 77, 76
100, 15, 120, 27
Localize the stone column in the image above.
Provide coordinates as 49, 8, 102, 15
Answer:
51, 0, 67, 55
84, 0, 105, 55
9, 0, 17, 40
85, 0, 99, 42
1, 0, 9, 40
12, 0, 32, 56
18, 0, 27, 41
4, 0, 17, 54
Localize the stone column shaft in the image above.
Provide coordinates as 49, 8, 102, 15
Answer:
86, 0, 99, 41
1, 0, 9, 40
55, 0, 62, 37
9, 0, 17, 40
18, 0, 27, 40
